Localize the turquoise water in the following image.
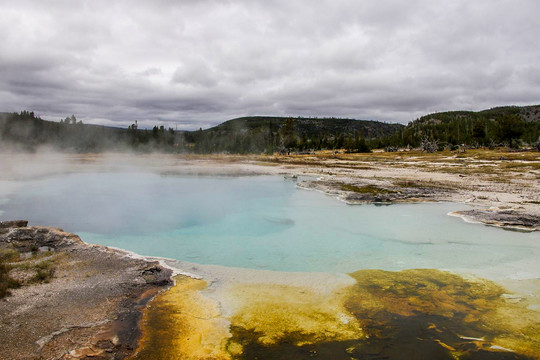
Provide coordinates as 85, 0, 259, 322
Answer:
1, 172, 538, 273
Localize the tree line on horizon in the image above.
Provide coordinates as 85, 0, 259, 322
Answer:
1, 106, 539, 154
393, 106, 540, 151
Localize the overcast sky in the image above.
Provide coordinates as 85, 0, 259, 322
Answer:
1, 0, 539, 129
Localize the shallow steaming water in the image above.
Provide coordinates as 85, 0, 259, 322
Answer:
1, 172, 538, 275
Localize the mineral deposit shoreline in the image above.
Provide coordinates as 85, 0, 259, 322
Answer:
0, 220, 172, 360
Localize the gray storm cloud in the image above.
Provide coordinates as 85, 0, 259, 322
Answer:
0, 0, 539, 129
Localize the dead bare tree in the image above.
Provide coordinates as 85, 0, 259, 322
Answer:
420, 136, 438, 153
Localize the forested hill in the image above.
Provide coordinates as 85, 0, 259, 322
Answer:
396, 105, 540, 149
186, 116, 404, 153
203, 116, 401, 137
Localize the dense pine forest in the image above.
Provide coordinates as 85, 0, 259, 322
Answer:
1, 105, 539, 154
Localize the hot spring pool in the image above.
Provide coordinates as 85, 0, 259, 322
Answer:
1, 172, 538, 276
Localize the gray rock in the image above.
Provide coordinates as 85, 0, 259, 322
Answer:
455, 209, 540, 231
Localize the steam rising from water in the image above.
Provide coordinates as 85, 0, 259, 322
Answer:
2, 172, 293, 235
1, 155, 538, 278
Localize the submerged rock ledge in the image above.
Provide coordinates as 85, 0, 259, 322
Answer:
450, 209, 540, 232
0, 220, 172, 360
296, 179, 453, 204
